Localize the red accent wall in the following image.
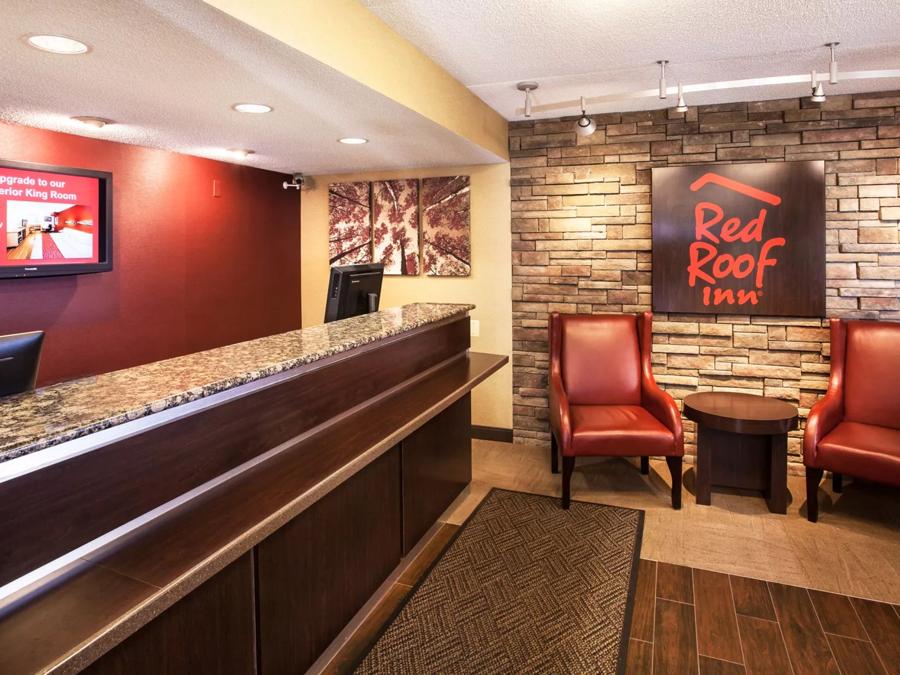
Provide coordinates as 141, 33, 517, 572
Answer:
0, 122, 301, 386
55, 204, 93, 230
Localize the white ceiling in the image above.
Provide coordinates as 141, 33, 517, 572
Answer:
363, 0, 900, 118
4, 1, 899, 172
0, 0, 499, 175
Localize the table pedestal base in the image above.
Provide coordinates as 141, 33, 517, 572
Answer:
695, 426, 788, 514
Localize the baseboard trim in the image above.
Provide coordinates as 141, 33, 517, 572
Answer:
472, 425, 514, 443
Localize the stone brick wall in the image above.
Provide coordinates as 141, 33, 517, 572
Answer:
510, 91, 900, 464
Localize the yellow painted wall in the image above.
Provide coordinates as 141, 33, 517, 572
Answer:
301, 164, 513, 429
204, 0, 508, 161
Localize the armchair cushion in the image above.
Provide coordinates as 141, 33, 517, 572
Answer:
816, 421, 900, 485
561, 315, 641, 406
844, 321, 900, 429
570, 405, 677, 457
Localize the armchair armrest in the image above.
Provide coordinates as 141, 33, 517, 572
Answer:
642, 382, 683, 444
803, 392, 843, 467
637, 312, 684, 454
803, 318, 846, 467
549, 372, 572, 453
548, 312, 572, 453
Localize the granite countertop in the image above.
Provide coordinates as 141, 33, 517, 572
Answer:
0, 303, 474, 463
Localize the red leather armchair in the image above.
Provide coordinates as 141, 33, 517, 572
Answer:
549, 312, 684, 509
804, 318, 900, 522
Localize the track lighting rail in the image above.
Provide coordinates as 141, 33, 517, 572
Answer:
516, 69, 900, 117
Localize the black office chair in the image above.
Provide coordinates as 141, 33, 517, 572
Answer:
0, 331, 44, 396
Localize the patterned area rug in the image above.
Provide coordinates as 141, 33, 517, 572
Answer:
355, 489, 644, 674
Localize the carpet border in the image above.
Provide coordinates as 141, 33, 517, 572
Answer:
348, 488, 646, 674
617, 502, 645, 675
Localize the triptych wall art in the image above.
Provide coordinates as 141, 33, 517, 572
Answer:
328, 176, 471, 276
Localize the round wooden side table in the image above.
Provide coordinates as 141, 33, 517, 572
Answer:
683, 392, 799, 514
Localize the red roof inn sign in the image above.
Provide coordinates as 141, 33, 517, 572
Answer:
651, 161, 825, 317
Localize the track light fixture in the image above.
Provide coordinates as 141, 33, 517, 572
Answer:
575, 97, 597, 136
657, 60, 669, 99
675, 83, 688, 113
827, 42, 840, 84
810, 70, 826, 103
517, 81, 539, 118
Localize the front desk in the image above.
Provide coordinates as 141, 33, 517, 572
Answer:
0, 303, 507, 674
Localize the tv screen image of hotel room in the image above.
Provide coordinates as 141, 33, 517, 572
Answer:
1, 166, 101, 266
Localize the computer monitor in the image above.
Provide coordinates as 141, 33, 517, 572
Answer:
0, 330, 44, 397
324, 263, 384, 323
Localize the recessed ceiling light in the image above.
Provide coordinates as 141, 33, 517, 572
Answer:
227, 148, 255, 159
26, 34, 89, 55
71, 116, 112, 128
338, 137, 368, 145
232, 103, 272, 114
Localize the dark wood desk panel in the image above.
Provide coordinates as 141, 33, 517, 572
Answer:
84, 554, 256, 675
402, 394, 472, 553
256, 447, 402, 674
0, 563, 154, 675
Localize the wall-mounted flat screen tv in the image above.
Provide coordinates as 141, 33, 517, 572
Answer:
0, 160, 112, 279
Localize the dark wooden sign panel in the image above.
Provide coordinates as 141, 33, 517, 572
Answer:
651, 161, 825, 317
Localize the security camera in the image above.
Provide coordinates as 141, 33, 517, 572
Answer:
283, 173, 311, 190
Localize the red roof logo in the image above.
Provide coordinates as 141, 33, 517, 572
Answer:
690, 172, 782, 206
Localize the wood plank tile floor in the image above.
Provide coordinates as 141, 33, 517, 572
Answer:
627, 559, 900, 675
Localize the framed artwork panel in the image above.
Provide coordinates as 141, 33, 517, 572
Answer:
372, 179, 419, 275
421, 176, 471, 277
328, 182, 372, 266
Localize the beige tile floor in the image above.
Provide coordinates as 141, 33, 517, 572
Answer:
443, 440, 900, 604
